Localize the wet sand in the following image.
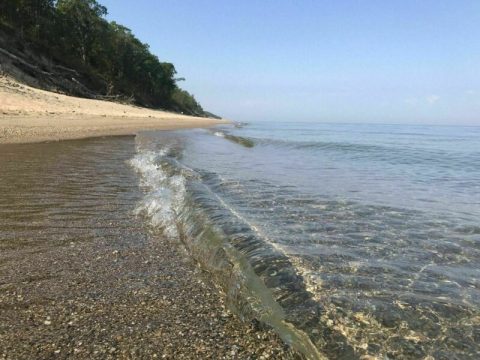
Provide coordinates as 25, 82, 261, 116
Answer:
0, 230, 293, 359
0, 138, 295, 359
0, 75, 228, 144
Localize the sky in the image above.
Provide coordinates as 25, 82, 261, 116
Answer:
100, 0, 480, 125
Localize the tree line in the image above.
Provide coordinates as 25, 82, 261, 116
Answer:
0, 0, 205, 115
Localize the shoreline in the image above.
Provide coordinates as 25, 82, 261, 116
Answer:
0, 137, 295, 359
0, 114, 227, 144
0, 78, 299, 358
0, 75, 229, 144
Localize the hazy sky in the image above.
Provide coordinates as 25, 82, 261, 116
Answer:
101, 0, 480, 124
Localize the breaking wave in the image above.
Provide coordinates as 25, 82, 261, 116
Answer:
129, 137, 325, 359
128, 128, 480, 360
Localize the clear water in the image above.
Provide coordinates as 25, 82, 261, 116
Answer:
130, 122, 480, 359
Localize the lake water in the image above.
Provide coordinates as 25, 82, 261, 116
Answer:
131, 122, 480, 359
1, 122, 479, 359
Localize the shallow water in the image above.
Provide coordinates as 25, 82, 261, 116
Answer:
130, 123, 480, 359
0, 136, 292, 359
0, 137, 142, 252
1, 124, 479, 359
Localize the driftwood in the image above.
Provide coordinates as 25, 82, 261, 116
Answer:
0, 43, 139, 106
0, 26, 109, 101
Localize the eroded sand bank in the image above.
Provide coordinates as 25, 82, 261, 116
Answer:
0, 75, 228, 144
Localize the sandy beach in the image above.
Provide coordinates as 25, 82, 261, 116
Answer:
2, 0, 477, 357
0, 138, 294, 359
0, 81, 297, 358
0, 75, 228, 144
0, 77, 300, 359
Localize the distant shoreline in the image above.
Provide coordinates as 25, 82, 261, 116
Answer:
0, 76, 228, 144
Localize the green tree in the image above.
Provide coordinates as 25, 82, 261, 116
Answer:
0, 0, 56, 40
0, 0, 207, 116
56, 0, 107, 64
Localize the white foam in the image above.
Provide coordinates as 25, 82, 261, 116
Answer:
129, 147, 186, 238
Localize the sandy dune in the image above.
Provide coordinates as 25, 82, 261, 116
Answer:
0, 75, 227, 144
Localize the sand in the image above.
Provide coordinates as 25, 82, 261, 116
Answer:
0, 139, 295, 359
0, 79, 298, 358
0, 75, 228, 144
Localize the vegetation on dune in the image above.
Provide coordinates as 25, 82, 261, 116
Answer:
0, 0, 206, 115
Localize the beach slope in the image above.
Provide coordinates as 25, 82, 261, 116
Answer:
0, 75, 227, 144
